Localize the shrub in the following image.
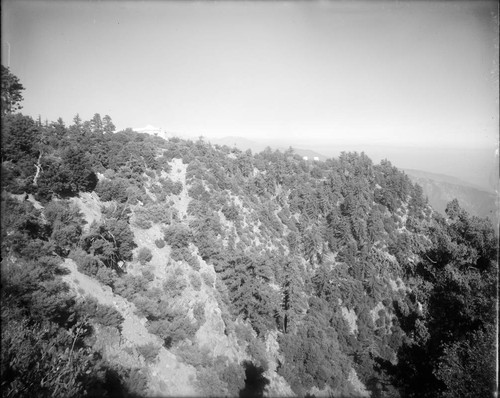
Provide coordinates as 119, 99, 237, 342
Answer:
137, 247, 153, 265
123, 346, 135, 356
193, 302, 205, 325
170, 247, 185, 263
142, 269, 155, 282
188, 182, 210, 201
222, 315, 237, 340
137, 342, 161, 364
113, 274, 148, 300
95, 266, 117, 287
170, 247, 200, 271
194, 368, 228, 397
103, 169, 115, 179
122, 368, 149, 397
95, 305, 124, 331
150, 183, 167, 202
163, 223, 191, 249
95, 178, 128, 203
193, 232, 222, 261
190, 273, 202, 291
75, 297, 124, 331
142, 286, 164, 301
36, 147, 98, 198
158, 177, 183, 196
246, 337, 269, 371
155, 238, 166, 248
135, 203, 172, 227
163, 272, 187, 298
133, 295, 162, 320
69, 247, 90, 267
147, 316, 197, 347
235, 321, 254, 345
133, 214, 152, 229
201, 271, 214, 287
186, 252, 201, 271
169, 316, 198, 343
104, 218, 136, 262
220, 361, 246, 397
81, 219, 136, 268
73, 252, 101, 277
44, 200, 84, 255
176, 344, 212, 368
101, 202, 131, 220
221, 203, 239, 221
125, 185, 147, 205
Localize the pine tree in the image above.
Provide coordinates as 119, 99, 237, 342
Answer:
103, 114, 116, 134
1, 65, 24, 115
281, 257, 306, 334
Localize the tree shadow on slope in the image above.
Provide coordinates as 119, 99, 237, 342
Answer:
239, 360, 270, 398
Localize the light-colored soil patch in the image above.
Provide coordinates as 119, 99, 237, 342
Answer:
69, 192, 103, 231
27, 194, 44, 209
388, 276, 406, 292
370, 301, 385, 324
195, 294, 247, 363
168, 158, 190, 219
148, 349, 198, 397
62, 259, 157, 347
128, 223, 169, 280
61, 258, 198, 397
264, 330, 296, 397
347, 368, 370, 397
341, 306, 358, 334
309, 384, 335, 397
7, 192, 44, 210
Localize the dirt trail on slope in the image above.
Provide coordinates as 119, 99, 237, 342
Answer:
168, 158, 190, 219
62, 259, 158, 346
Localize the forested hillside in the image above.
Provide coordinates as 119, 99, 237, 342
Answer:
1, 66, 497, 398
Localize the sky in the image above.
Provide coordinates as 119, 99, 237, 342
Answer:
2, 1, 498, 153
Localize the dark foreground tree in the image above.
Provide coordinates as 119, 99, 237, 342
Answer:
1, 65, 25, 115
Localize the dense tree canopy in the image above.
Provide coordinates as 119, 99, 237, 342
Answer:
2, 67, 497, 398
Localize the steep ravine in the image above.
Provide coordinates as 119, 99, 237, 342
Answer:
64, 158, 371, 397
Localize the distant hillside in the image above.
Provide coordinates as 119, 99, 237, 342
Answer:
208, 136, 268, 153
405, 169, 498, 226
315, 144, 498, 193
209, 136, 328, 161
403, 168, 490, 192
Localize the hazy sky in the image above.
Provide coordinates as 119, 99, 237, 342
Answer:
2, 1, 498, 150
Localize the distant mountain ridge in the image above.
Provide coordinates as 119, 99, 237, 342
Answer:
208, 136, 328, 161
404, 169, 498, 226
403, 168, 491, 193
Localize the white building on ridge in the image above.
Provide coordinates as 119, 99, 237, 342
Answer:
133, 125, 171, 140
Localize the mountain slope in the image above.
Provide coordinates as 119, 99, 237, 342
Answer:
2, 113, 497, 398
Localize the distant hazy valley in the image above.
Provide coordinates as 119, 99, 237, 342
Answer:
403, 169, 498, 226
